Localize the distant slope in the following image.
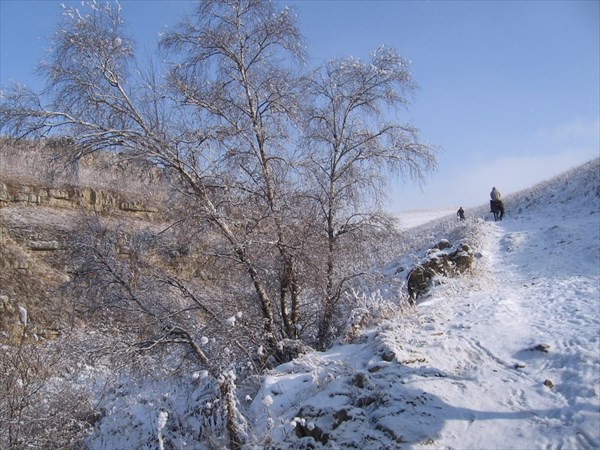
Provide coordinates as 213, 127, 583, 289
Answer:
468, 157, 600, 219
396, 207, 457, 230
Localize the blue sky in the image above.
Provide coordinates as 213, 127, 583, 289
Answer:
1, 0, 599, 213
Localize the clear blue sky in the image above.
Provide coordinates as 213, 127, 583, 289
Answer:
1, 0, 599, 213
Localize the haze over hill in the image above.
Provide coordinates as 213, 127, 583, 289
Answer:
396, 207, 458, 230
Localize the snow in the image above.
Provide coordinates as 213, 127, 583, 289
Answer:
82, 158, 599, 449
18, 304, 27, 326
247, 158, 600, 449
157, 411, 168, 450
397, 207, 458, 230
226, 315, 237, 326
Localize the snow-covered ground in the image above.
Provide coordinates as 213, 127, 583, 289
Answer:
79, 159, 599, 449
396, 207, 458, 230
248, 159, 600, 449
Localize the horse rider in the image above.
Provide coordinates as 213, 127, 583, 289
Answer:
490, 186, 504, 220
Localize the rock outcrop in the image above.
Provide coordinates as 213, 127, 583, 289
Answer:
407, 239, 474, 300
0, 139, 170, 343
0, 180, 158, 217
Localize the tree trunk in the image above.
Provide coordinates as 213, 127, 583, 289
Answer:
219, 373, 244, 450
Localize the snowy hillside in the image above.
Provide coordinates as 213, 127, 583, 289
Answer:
77, 159, 599, 449
246, 158, 600, 449
396, 207, 458, 230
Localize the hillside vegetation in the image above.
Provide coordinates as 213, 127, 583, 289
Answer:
0, 138, 171, 341
246, 158, 600, 449
0, 136, 411, 448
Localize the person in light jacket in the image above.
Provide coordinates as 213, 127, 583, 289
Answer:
490, 187, 502, 202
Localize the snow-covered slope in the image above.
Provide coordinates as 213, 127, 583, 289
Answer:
248, 158, 600, 449
396, 207, 458, 230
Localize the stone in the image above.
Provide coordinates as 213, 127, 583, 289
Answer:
120, 201, 158, 213
433, 239, 451, 250
48, 188, 69, 199
407, 240, 474, 299
532, 343, 550, 353
13, 192, 28, 202
27, 240, 60, 251
351, 372, 368, 389
0, 182, 9, 202
294, 405, 332, 444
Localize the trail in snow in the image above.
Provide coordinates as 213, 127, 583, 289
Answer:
76, 160, 595, 449
74, 161, 598, 449
402, 215, 600, 450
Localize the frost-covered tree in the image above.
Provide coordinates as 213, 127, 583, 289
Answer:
0, 0, 437, 370
159, 0, 308, 345
301, 48, 436, 349
0, 340, 94, 449
1, 0, 438, 446
1, 0, 303, 359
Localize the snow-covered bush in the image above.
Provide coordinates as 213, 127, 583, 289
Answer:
0, 341, 96, 449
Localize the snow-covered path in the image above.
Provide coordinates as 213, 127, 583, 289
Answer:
387, 215, 600, 449
251, 194, 600, 449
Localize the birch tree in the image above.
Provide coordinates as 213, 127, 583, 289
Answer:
1, 2, 305, 445
302, 48, 437, 349
159, 0, 307, 342
1, 0, 307, 354
0, 0, 438, 357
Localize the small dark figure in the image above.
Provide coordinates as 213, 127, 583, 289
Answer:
457, 206, 465, 221
489, 186, 504, 221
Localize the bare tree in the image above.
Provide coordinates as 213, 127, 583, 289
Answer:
1, 2, 290, 446
301, 47, 437, 349
0, 339, 95, 449
64, 213, 262, 448
0, 0, 437, 391
0, 0, 305, 352
0, 1, 440, 446
160, 0, 308, 342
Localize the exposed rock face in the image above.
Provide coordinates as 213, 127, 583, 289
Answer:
407, 240, 474, 300
0, 233, 67, 341
0, 139, 169, 343
27, 240, 60, 251
0, 181, 158, 217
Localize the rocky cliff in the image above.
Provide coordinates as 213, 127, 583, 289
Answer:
0, 138, 169, 342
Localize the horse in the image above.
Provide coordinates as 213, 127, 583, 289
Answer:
490, 200, 504, 221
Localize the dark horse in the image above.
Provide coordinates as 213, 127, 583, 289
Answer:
490, 200, 504, 221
